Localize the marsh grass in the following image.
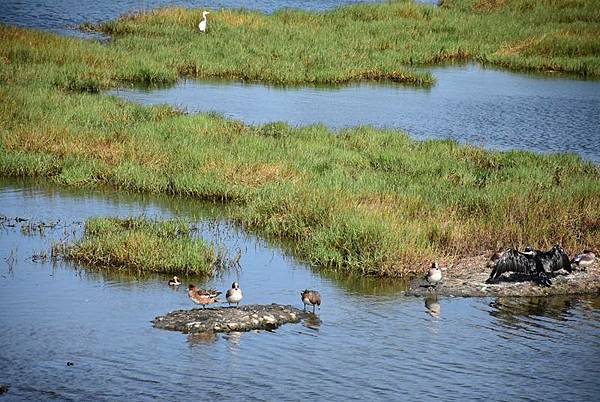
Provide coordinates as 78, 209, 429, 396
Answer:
2, 0, 599, 92
56, 217, 225, 275
92, 0, 600, 84
2, 83, 598, 276
1, 0, 599, 276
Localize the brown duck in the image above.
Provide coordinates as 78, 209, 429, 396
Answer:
301, 289, 321, 313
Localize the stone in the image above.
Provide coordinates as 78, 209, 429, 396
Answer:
152, 304, 308, 334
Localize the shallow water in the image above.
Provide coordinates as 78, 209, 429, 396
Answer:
1, 177, 599, 401
110, 64, 600, 163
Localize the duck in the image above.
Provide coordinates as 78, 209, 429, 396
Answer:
198, 11, 210, 33
571, 250, 596, 270
425, 262, 443, 288
188, 284, 221, 309
486, 250, 504, 268
301, 289, 321, 313
225, 281, 243, 307
522, 245, 535, 256
168, 276, 181, 286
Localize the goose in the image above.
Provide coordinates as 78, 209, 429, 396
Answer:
301, 289, 321, 313
571, 250, 596, 270
168, 276, 181, 286
425, 262, 443, 288
225, 281, 243, 307
188, 284, 221, 309
198, 11, 210, 33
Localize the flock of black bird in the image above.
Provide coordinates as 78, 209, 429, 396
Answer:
485, 244, 595, 287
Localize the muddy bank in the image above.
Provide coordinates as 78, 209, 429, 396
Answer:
152, 304, 307, 334
406, 255, 600, 297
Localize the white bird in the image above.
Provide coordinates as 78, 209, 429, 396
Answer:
226, 281, 243, 307
198, 11, 210, 33
425, 262, 443, 288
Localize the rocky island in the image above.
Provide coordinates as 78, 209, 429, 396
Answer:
152, 304, 308, 334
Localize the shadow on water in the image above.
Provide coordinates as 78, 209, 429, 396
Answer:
109, 64, 600, 163
489, 296, 578, 327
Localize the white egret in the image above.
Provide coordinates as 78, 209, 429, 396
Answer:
198, 11, 210, 33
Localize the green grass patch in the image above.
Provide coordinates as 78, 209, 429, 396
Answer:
1, 0, 599, 276
56, 217, 221, 275
2, 0, 600, 90
2, 82, 598, 276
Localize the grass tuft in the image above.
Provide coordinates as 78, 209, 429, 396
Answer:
56, 217, 221, 275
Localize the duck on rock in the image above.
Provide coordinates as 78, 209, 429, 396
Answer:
225, 282, 243, 307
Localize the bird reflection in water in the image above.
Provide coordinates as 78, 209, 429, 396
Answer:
489, 296, 575, 329
303, 314, 322, 331
224, 331, 242, 350
425, 295, 441, 318
187, 331, 218, 346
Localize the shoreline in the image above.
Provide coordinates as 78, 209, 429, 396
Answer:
405, 254, 600, 297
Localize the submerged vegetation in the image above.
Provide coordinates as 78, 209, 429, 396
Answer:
0, 0, 599, 276
56, 217, 228, 275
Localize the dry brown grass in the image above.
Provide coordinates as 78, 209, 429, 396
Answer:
218, 10, 265, 29
202, 160, 302, 188
474, 0, 509, 12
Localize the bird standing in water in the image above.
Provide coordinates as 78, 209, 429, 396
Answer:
225, 282, 243, 307
198, 11, 210, 33
301, 289, 321, 313
188, 284, 220, 309
168, 276, 181, 286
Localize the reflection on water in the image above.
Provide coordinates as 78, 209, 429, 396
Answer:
425, 295, 441, 318
1, 177, 599, 401
303, 313, 322, 331
188, 331, 218, 346
489, 297, 577, 329
111, 65, 600, 163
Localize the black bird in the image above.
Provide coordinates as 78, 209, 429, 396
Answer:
485, 244, 570, 287
536, 244, 572, 274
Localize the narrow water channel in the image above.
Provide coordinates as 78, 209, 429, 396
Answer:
1, 178, 599, 400
110, 64, 600, 163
